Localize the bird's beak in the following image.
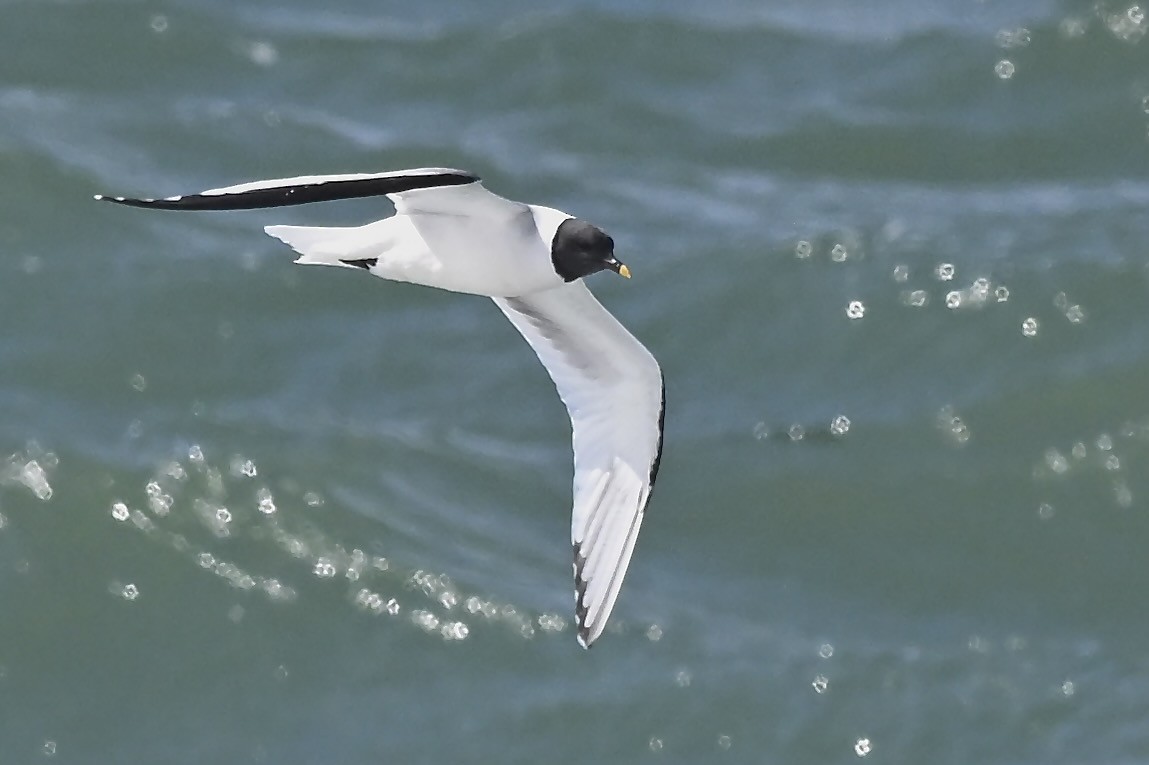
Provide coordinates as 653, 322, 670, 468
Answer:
606, 258, 631, 279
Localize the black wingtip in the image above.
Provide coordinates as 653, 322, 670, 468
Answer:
95, 193, 221, 211
574, 542, 592, 648
96, 194, 174, 209
93, 170, 482, 212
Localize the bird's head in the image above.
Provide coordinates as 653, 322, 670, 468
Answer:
550, 218, 630, 282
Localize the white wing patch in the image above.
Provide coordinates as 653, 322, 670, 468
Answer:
494, 282, 664, 647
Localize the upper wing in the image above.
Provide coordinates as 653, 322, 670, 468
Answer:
493, 282, 665, 648
94, 167, 482, 211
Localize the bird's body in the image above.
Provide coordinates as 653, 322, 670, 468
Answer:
269, 177, 576, 297
98, 168, 664, 647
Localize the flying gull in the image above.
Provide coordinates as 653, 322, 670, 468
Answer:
97, 168, 665, 647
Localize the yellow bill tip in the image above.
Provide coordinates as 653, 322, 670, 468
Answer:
618, 264, 632, 279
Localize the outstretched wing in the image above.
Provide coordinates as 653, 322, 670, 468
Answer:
94, 168, 480, 211
493, 282, 664, 648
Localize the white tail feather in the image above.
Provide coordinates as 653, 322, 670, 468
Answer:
264, 221, 381, 266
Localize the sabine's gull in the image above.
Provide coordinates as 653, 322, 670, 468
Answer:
97, 168, 665, 648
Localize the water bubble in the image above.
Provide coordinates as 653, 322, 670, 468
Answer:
795, 240, 812, 259
938, 406, 971, 445
903, 289, 929, 307
812, 674, 829, 693
355, 588, 380, 611
1065, 304, 1085, 324
1105, 454, 1121, 471
215, 507, 232, 525
43, 740, 57, 757
1071, 442, 1087, 460
267, 580, 297, 604
649, 737, 664, 752
1061, 679, 1075, 697
970, 278, 990, 301
1044, 448, 1069, 474
831, 244, 848, 262
1060, 16, 1088, 38
129, 373, 147, 392
879, 218, 906, 243
846, 300, 865, 319
438, 590, 458, 609
412, 610, 440, 632
231, 457, 257, 478
537, 613, 567, 632
1142, 95, 1149, 114
148, 492, 173, 517
111, 502, 130, 521
149, 14, 168, 32
130, 509, 155, 533
441, 621, 470, 641
313, 558, 337, 578
283, 537, 306, 558
1097, 433, 1114, 451
830, 415, 851, 436
892, 264, 909, 282
995, 285, 1010, 302
18, 460, 53, 500
819, 643, 834, 659
752, 422, 770, 440
247, 41, 279, 67
717, 734, 732, 750
945, 291, 962, 309
1038, 502, 1055, 520
164, 461, 188, 481
935, 263, 955, 281
788, 424, 806, 442
303, 491, 324, 508
1114, 480, 1134, 507
646, 624, 663, 641
20, 254, 42, 275
995, 59, 1015, 79
121, 583, 139, 601
996, 27, 1032, 48
1105, 6, 1147, 40
855, 738, 872, 757
1021, 317, 1039, 337
386, 598, 400, 615
257, 488, 277, 515
188, 444, 205, 464
674, 669, 692, 687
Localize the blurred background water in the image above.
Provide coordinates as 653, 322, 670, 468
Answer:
3, 0, 1149, 762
